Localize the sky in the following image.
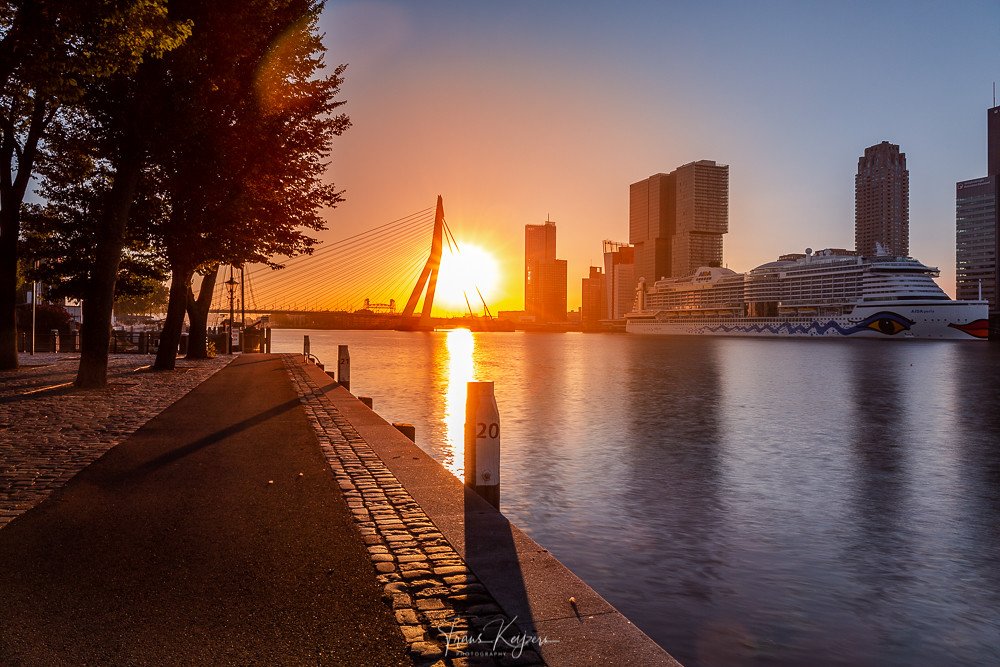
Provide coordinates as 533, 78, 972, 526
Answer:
310, 0, 1000, 313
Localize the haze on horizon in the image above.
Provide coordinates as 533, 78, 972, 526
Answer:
309, 0, 1000, 313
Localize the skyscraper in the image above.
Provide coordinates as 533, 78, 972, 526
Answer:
580, 266, 606, 328
671, 161, 729, 277
956, 176, 996, 305
956, 104, 1000, 323
524, 219, 567, 322
629, 160, 729, 282
855, 141, 909, 257
602, 241, 635, 320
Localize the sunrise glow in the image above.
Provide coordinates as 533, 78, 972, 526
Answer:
433, 243, 501, 314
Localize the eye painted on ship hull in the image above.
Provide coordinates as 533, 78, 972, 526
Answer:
852, 311, 915, 336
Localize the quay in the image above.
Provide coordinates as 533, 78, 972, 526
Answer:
0, 353, 677, 666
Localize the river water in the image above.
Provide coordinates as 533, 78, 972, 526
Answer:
273, 329, 1000, 667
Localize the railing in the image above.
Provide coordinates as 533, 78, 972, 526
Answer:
15, 327, 272, 355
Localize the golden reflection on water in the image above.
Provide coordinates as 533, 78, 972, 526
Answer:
442, 328, 474, 477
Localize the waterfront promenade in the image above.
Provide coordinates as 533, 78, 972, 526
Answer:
0, 353, 231, 529
0, 352, 676, 666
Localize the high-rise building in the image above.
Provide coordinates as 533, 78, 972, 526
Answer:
581, 266, 606, 328
602, 241, 635, 319
629, 160, 729, 282
672, 161, 729, 276
524, 219, 567, 322
855, 141, 909, 257
629, 173, 674, 284
956, 176, 997, 305
989, 104, 1000, 177
956, 104, 1000, 323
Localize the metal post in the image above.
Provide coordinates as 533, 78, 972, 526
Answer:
30, 280, 36, 355
464, 382, 500, 510
338, 345, 350, 391
225, 267, 237, 354
303, 335, 310, 357
265, 327, 271, 353
240, 265, 245, 331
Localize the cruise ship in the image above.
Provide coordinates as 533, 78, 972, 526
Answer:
625, 248, 989, 340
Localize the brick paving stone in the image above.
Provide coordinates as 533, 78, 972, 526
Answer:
284, 355, 545, 666
1, 353, 229, 529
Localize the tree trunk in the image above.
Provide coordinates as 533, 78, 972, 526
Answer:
75, 146, 144, 388
185, 264, 219, 359
0, 95, 50, 370
153, 263, 193, 370
0, 205, 19, 370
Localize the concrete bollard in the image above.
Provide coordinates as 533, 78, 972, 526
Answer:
393, 422, 415, 442
359, 396, 373, 409
338, 345, 350, 392
464, 382, 500, 510
303, 335, 310, 357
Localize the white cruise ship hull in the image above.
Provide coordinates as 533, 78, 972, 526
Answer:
626, 302, 990, 340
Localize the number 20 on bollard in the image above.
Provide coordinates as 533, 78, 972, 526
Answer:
464, 381, 500, 510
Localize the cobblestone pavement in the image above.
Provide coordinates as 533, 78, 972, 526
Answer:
0, 353, 231, 529
285, 356, 544, 667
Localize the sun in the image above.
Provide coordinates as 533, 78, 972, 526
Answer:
434, 243, 501, 313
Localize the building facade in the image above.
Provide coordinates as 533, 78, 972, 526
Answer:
855, 141, 909, 257
629, 160, 729, 282
602, 241, 635, 319
956, 176, 997, 305
956, 104, 1000, 322
524, 219, 567, 322
581, 266, 606, 328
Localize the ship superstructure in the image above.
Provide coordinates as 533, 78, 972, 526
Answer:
626, 249, 988, 339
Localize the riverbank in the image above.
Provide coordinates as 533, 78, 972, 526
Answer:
0, 352, 678, 665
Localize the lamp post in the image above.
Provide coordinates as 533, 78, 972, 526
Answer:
225, 270, 238, 354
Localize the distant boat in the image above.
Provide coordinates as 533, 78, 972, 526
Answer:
625, 248, 989, 340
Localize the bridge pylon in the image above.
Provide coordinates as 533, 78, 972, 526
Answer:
400, 195, 445, 329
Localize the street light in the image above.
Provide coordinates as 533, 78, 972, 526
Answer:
225, 271, 238, 354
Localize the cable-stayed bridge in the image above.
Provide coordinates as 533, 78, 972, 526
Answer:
209, 197, 510, 331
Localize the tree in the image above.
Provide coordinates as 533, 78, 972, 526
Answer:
149, 0, 348, 370
184, 264, 219, 359
0, 0, 190, 371
114, 280, 169, 318
22, 119, 170, 308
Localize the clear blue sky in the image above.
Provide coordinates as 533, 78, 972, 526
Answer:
318, 0, 1000, 308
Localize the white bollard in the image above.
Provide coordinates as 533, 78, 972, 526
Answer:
464, 381, 500, 510
338, 344, 350, 392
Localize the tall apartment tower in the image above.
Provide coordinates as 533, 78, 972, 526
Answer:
580, 266, 606, 328
524, 219, 567, 322
956, 104, 1000, 319
602, 241, 635, 320
629, 160, 729, 282
855, 141, 909, 257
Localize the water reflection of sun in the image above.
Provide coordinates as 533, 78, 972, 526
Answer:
443, 328, 474, 477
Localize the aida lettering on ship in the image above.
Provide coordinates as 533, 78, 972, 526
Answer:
625, 247, 989, 340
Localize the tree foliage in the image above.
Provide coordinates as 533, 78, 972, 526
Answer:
6, 0, 349, 380
0, 0, 190, 370
149, 0, 349, 369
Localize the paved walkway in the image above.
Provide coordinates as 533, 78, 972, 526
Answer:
0, 354, 410, 666
1, 353, 230, 528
